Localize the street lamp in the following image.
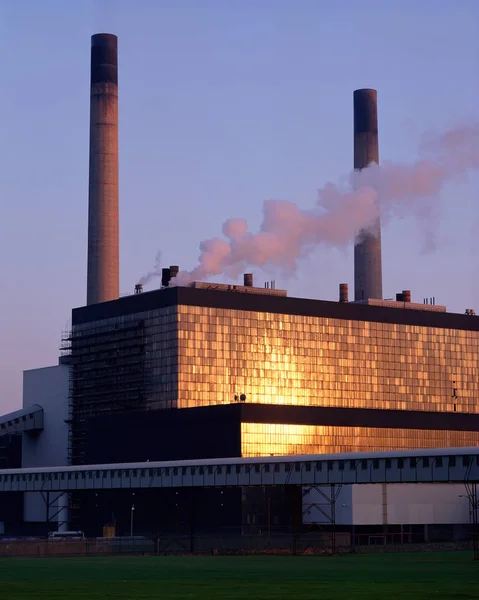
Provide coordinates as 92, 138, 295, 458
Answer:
130, 504, 135, 538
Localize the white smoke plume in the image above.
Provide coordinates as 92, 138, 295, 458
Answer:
142, 123, 479, 287
138, 250, 162, 286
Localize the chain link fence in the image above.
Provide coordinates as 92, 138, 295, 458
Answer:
0, 532, 350, 558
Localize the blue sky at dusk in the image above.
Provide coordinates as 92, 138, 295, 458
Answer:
0, 0, 478, 413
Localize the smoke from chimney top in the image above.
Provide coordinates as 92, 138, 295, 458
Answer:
141, 122, 479, 287
138, 251, 162, 286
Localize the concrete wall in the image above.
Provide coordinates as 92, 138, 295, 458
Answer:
22, 365, 70, 528
353, 483, 470, 525
303, 483, 471, 526
351, 485, 383, 525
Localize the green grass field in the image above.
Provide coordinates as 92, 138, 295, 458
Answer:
0, 552, 476, 599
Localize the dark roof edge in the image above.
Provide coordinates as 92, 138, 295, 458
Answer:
72, 286, 479, 332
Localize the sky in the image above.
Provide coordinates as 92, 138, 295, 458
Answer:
0, 0, 478, 414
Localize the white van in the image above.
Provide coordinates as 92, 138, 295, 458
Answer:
47, 530, 85, 541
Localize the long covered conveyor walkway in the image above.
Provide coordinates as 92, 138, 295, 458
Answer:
0, 405, 44, 437
0, 446, 478, 492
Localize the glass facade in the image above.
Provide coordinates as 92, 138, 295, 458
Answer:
241, 423, 479, 457
70, 306, 179, 416
71, 302, 479, 414
178, 305, 479, 413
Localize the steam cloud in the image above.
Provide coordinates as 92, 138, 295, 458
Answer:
140, 123, 479, 287
138, 250, 161, 286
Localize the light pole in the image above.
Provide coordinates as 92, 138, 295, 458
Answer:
130, 504, 135, 538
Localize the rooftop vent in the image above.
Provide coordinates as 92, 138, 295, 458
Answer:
161, 265, 180, 288
244, 273, 253, 287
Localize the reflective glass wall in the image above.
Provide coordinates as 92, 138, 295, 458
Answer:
241, 423, 479, 456
178, 305, 479, 413
71, 302, 479, 415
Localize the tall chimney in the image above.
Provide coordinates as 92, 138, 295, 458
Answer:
353, 89, 383, 301
86, 34, 119, 305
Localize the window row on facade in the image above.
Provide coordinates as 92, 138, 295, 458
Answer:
240, 423, 479, 457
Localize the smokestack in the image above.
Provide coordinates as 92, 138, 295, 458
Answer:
86, 34, 119, 305
353, 89, 383, 302
161, 268, 171, 288
339, 283, 349, 303
244, 273, 253, 287
161, 266, 179, 288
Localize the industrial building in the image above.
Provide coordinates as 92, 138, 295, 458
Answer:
0, 32, 478, 544
65, 276, 479, 464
